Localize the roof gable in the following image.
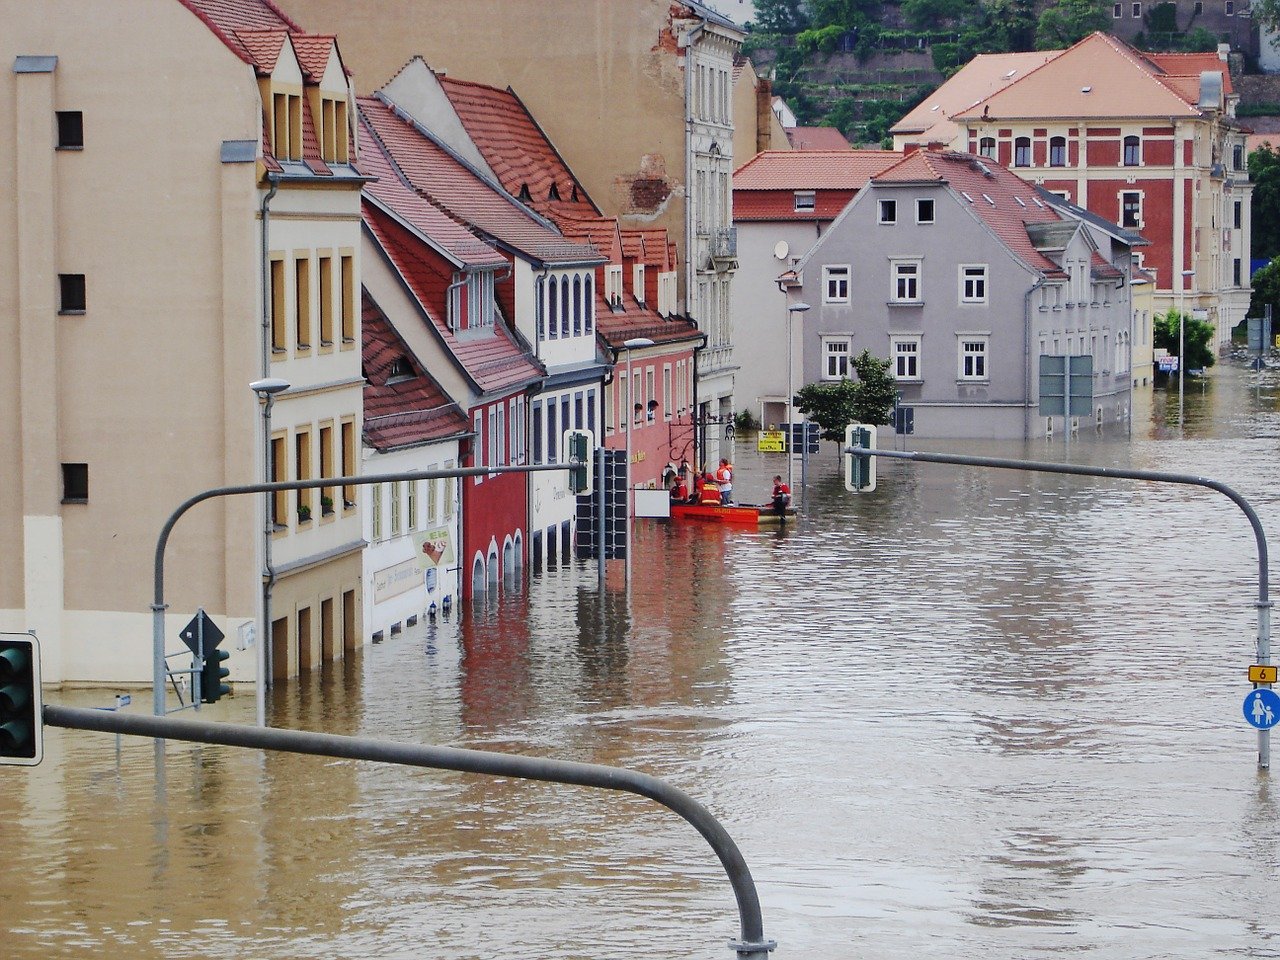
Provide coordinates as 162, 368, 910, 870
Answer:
955, 32, 1202, 121
177, 0, 302, 66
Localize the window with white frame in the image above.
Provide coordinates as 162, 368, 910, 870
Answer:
892, 336, 921, 380
606, 265, 623, 306
891, 259, 922, 303
916, 198, 935, 224
958, 336, 989, 380
794, 191, 815, 212
822, 337, 852, 380
823, 265, 850, 303
473, 410, 484, 483
1014, 137, 1031, 167
960, 264, 988, 303
1120, 191, 1141, 228
979, 136, 996, 158
878, 199, 897, 224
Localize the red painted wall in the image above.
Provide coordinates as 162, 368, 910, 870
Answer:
461, 392, 528, 601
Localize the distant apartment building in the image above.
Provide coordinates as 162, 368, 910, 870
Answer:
1, 0, 365, 685
893, 33, 1251, 347
788, 150, 1143, 439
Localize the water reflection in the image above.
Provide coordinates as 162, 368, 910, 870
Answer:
5, 363, 1280, 959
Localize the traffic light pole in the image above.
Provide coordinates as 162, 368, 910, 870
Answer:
43, 703, 776, 960
846, 443, 1273, 770
152, 463, 576, 724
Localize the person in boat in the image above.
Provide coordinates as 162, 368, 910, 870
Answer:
669, 473, 688, 503
698, 472, 721, 505
770, 475, 791, 518
715, 458, 734, 505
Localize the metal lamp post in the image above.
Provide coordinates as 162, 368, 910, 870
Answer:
250, 377, 289, 727
622, 337, 654, 585
1179, 268, 1194, 429
786, 302, 810, 501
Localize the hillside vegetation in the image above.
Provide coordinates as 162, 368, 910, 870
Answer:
747, 0, 1223, 145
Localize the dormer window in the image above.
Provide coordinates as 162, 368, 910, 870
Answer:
606, 265, 624, 306
633, 264, 646, 304
518, 184, 532, 202
387, 355, 414, 383
449, 270, 497, 332
272, 90, 303, 161
318, 94, 349, 164
794, 191, 815, 212
549, 183, 561, 201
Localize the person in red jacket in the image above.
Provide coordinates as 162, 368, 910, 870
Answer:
699, 472, 721, 505
770, 475, 791, 519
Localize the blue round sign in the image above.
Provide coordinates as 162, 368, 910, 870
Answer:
1243, 689, 1280, 730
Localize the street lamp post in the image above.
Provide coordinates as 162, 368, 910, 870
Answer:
622, 337, 653, 585
1179, 268, 1194, 429
786, 302, 811, 501
250, 377, 289, 728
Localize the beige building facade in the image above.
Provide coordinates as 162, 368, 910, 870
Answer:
1, 0, 364, 687
274, 0, 753, 464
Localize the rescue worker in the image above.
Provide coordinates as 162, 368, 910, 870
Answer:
715, 458, 733, 505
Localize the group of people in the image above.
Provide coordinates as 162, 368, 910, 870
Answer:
666, 460, 792, 517
669, 458, 735, 505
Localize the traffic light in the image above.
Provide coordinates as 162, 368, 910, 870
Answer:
200, 644, 231, 704
844, 424, 877, 493
0, 636, 43, 766
564, 428, 594, 496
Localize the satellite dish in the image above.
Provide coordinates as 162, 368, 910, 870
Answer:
773, 240, 789, 260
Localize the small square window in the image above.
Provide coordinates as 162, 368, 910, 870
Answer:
59, 274, 86, 313
1132, 1, 1141, 15
62, 463, 88, 503
878, 199, 897, 224
794, 191, 815, 212
56, 111, 83, 149
1113, 2, 1122, 15
916, 198, 935, 223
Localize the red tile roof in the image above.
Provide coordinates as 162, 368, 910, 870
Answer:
872, 150, 1068, 277
364, 203, 544, 396
785, 126, 852, 150
434, 74, 600, 222
290, 34, 339, 82
359, 116, 509, 269
363, 293, 469, 451
176, 0, 301, 66
1145, 51, 1234, 95
358, 96, 601, 267
595, 297, 701, 351
232, 29, 287, 72
734, 149, 901, 189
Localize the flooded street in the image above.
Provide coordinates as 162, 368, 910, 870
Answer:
5, 362, 1280, 960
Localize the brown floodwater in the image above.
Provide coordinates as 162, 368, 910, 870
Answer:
3, 361, 1280, 959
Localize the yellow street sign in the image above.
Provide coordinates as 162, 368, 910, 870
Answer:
757, 430, 786, 453
1249, 665, 1278, 684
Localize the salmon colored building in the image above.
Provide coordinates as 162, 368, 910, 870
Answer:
894, 33, 1251, 347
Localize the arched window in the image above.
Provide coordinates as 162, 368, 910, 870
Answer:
584, 274, 594, 333
548, 279, 558, 339
1014, 137, 1031, 167
572, 275, 582, 336
1123, 135, 1140, 166
560, 277, 571, 336
979, 137, 996, 159
1049, 136, 1066, 167
535, 276, 545, 341
487, 546, 500, 593
471, 555, 485, 597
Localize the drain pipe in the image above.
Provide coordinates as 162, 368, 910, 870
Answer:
258, 174, 280, 724
1022, 277, 1046, 441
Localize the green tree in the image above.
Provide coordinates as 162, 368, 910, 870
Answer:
1035, 0, 1109, 49
1154, 308, 1217, 371
793, 350, 897, 441
902, 0, 977, 28
751, 0, 809, 32
1250, 144, 1280, 261
1248, 258, 1280, 318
